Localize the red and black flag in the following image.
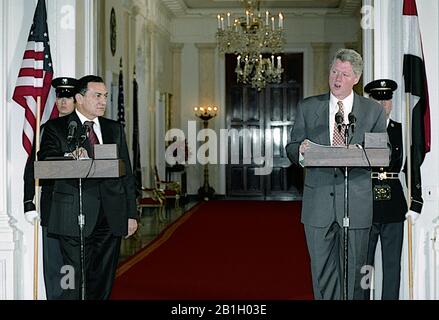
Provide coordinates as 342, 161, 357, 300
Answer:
403, 0, 430, 212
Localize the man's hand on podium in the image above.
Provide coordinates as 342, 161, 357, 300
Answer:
299, 139, 310, 155
125, 218, 138, 239
25, 210, 39, 225
65, 147, 89, 160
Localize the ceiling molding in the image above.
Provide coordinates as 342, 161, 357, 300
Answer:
340, 0, 362, 16
161, 0, 188, 16
161, 0, 362, 18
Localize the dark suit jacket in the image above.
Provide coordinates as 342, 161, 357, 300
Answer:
286, 92, 387, 229
372, 119, 423, 223
38, 112, 138, 237
23, 125, 53, 227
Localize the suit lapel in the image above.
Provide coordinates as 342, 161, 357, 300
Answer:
99, 117, 113, 144
350, 93, 365, 144
312, 94, 330, 145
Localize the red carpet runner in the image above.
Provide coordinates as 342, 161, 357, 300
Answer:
111, 200, 313, 300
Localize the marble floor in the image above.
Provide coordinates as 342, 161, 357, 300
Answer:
118, 200, 199, 263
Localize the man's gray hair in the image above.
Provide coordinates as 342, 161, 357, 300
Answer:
330, 48, 363, 77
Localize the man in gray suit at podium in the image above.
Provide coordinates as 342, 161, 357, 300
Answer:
286, 49, 386, 299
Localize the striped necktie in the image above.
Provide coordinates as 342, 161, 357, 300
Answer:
332, 101, 345, 146
83, 121, 99, 157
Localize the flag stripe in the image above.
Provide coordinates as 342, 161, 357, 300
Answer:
23, 50, 45, 60
403, 55, 425, 98
21, 59, 44, 69
16, 77, 44, 86
403, 16, 422, 58
25, 41, 45, 52
403, 0, 418, 15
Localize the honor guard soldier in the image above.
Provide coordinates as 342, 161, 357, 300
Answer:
23, 76, 77, 299
51, 77, 78, 116
363, 79, 423, 300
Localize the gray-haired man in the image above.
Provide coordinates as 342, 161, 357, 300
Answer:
286, 49, 387, 299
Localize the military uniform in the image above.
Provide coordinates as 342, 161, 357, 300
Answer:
364, 79, 423, 300
23, 77, 77, 299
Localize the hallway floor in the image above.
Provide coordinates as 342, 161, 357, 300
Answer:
119, 200, 199, 263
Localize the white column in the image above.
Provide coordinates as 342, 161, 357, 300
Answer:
0, 0, 16, 300
148, 21, 157, 179
131, 4, 150, 188
76, 0, 97, 75
362, 0, 374, 91
194, 43, 217, 107
311, 43, 331, 95
171, 43, 184, 129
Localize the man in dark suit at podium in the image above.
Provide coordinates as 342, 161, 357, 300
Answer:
286, 49, 387, 299
23, 77, 77, 299
364, 79, 423, 299
38, 75, 138, 299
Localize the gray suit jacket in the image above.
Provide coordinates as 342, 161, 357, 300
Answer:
286, 93, 386, 229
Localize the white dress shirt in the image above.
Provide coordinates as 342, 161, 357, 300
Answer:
329, 91, 354, 145
75, 109, 103, 144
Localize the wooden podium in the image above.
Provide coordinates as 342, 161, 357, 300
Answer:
302, 132, 389, 300
303, 132, 390, 168
34, 159, 125, 179
34, 144, 126, 179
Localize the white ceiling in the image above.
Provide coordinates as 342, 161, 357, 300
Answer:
161, 0, 362, 16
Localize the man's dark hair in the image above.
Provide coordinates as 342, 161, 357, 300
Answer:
76, 75, 105, 95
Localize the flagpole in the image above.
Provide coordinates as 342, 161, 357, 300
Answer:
405, 92, 414, 300
33, 96, 42, 300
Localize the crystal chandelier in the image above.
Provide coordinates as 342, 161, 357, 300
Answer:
216, 0, 285, 91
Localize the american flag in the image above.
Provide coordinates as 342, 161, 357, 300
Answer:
12, 0, 57, 157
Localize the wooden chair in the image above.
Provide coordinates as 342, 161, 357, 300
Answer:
137, 187, 166, 222
154, 165, 181, 208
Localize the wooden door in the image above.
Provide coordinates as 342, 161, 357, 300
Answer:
225, 53, 304, 200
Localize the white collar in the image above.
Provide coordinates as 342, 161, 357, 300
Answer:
75, 109, 99, 127
329, 91, 354, 112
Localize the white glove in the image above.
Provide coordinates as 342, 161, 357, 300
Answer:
405, 210, 420, 225
25, 210, 39, 225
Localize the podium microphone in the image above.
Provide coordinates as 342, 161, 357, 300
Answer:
335, 111, 344, 132
348, 112, 356, 133
67, 120, 78, 143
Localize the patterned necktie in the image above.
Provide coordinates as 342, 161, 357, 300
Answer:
332, 101, 345, 146
83, 121, 99, 157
